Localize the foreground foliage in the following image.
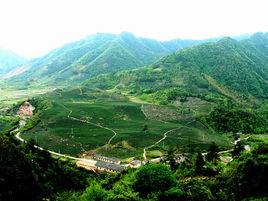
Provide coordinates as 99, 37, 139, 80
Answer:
1, 132, 267, 201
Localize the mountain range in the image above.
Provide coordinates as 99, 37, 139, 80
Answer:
0, 48, 27, 74
84, 33, 268, 103
3, 32, 212, 86
2, 32, 268, 103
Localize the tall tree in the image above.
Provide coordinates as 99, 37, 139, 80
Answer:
195, 152, 205, 175
206, 142, 219, 163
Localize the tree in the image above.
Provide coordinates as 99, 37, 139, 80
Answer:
194, 152, 205, 175
163, 147, 177, 171
0, 136, 41, 201
206, 142, 219, 163
80, 182, 107, 201
143, 124, 148, 133
134, 163, 176, 198
160, 187, 184, 201
232, 141, 244, 158
182, 179, 213, 201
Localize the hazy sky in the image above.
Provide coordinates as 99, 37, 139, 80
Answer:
0, 0, 267, 58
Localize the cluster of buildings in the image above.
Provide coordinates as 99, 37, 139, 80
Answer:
17, 101, 35, 117
77, 154, 125, 173
77, 154, 145, 172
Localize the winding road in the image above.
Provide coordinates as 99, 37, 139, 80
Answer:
143, 127, 182, 160
15, 126, 97, 166
61, 104, 117, 146
142, 120, 205, 161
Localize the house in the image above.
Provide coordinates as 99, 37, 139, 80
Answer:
76, 159, 125, 173
129, 160, 142, 168
93, 154, 121, 164
95, 161, 125, 172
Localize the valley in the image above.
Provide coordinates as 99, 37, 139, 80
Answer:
0, 31, 267, 201
18, 88, 231, 161
2, 33, 268, 163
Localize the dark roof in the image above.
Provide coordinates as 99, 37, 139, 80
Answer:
93, 154, 120, 163
130, 160, 142, 165
95, 161, 125, 172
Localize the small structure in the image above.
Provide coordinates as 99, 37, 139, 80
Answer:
93, 154, 121, 165
76, 159, 125, 173
175, 154, 186, 164
129, 160, 142, 168
95, 161, 125, 172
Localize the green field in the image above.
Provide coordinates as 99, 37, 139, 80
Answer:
21, 88, 232, 159
0, 81, 54, 110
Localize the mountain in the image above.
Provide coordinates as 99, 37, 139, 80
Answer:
0, 48, 27, 74
84, 32, 268, 103
4, 32, 207, 86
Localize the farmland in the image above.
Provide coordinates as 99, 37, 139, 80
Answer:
0, 81, 54, 110
20, 88, 232, 160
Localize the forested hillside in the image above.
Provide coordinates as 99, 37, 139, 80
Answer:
84, 33, 268, 104
4, 32, 207, 86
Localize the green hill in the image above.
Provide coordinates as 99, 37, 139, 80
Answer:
5, 32, 206, 86
85, 33, 268, 104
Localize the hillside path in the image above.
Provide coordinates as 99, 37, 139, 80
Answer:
15, 125, 97, 165
143, 120, 197, 161
61, 104, 117, 145
143, 127, 182, 161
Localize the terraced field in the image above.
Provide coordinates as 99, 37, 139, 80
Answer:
0, 82, 54, 110
21, 88, 232, 159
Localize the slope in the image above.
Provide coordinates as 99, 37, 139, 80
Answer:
84, 33, 268, 104
0, 48, 27, 74
5, 32, 205, 86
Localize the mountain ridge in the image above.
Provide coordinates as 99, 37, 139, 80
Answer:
83, 32, 268, 103
3, 32, 227, 85
0, 48, 27, 74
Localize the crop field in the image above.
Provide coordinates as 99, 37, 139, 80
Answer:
0, 122, 8, 131
0, 116, 17, 133
0, 82, 54, 110
21, 88, 232, 159
247, 134, 268, 144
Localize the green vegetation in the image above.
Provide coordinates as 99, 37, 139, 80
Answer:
84, 33, 268, 106
20, 88, 231, 159
0, 116, 19, 136
0, 135, 98, 201
6, 32, 205, 86
202, 103, 268, 134
134, 163, 176, 197
2, 129, 267, 200
1, 32, 268, 200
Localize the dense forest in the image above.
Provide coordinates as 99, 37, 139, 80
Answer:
191, 100, 268, 134
84, 33, 268, 103
0, 129, 267, 201
5, 32, 208, 86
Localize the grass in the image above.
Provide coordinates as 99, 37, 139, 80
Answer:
0, 83, 53, 110
247, 134, 268, 144
21, 88, 232, 159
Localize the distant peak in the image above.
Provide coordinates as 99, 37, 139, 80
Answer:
119, 32, 136, 39
250, 32, 268, 40
120, 32, 135, 36
218, 37, 238, 44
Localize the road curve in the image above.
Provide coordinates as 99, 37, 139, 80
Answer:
15, 131, 97, 165
143, 127, 182, 161
61, 103, 117, 145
